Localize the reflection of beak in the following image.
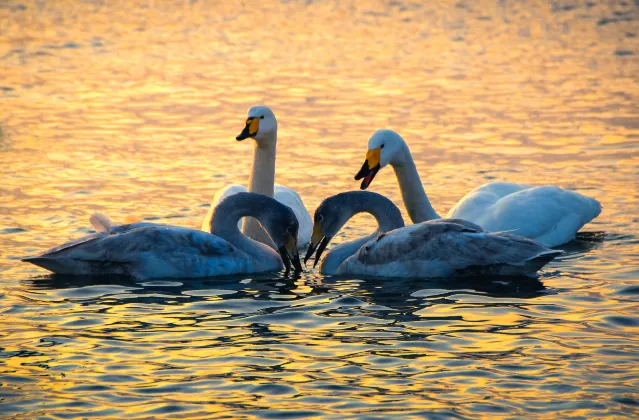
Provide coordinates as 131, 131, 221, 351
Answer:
279, 234, 302, 275
236, 118, 259, 141
354, 148, 381, 190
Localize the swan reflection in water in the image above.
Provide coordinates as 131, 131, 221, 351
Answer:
22, 271, 549, 327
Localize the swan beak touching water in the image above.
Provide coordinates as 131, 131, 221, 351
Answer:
304, 223, 331, 268
280, 233, 303, 274
236, 117, 261, 140
354, 147, 381, 189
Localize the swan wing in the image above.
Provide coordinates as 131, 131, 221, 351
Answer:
448, 183, 601, 247
338, 219, 560, 278
274, 184, 312, 246
201, 185, 248, 231
23, 226, 253, 280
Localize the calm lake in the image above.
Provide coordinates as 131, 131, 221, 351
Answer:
1, 0, 638, 418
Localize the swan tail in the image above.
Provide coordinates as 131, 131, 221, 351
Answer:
90, 212, 114, 233
523, 250, 563, 275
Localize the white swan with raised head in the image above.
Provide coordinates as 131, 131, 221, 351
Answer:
353, 129, 601, 247
23, 193, 302, 280
305, 191, 562, 278
202, 106, 312, 247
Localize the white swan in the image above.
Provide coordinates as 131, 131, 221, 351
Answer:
202, 106, 312, 247
23, 193, 302, 280
304, 191, 562, 278
354, 129, 602, 247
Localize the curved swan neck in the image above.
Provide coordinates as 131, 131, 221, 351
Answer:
341, 191, 405, 233
391, 142, 440, 222
319, 192, 404, 275
209, 194, 276, 255
248, 133, 276, 197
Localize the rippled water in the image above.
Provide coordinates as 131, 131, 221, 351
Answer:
1, 0, 638, 418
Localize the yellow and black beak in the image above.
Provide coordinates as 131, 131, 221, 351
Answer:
304, 223, 332, 269
236, 117, 260, 141
354, 148, 381, 190
279, 234, 302, 275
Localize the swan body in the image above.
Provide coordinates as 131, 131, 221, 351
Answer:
202, 106, 312, 247
306, 191, 562, 278
24, 193, 302, 280
354, 129, 601, 247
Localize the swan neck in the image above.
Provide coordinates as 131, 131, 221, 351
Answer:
347, 193, 405, 233
248, 134, 276, 197
392, 144, 440, 223
320, 192, 405, 274
209, 195, 276, 257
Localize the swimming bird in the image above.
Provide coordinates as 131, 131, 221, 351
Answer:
202, 106, 312, 248
23, 193, 302, 280
304, 191, 562, 278
354, 129, 602, 247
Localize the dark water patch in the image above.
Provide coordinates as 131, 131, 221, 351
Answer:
142, 405, 196, 415
244, 410, 323, 419
613, 396, 639, 406
251, 383, 298, 395
65, 384, 113, 392
43, 42, 82, 50
598, 16, 634, 25
539, 383, 580, 393
616, 285, 639, 295
1, 227, 27, 234
605, 316, 639, 327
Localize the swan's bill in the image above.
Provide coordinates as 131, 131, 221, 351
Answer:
279, 234, 302, 274
236, 117, 260, 140
354, 147, 382, 190
312, 236, 331, 268
304, 223, 325, 265
304, 223, 332, 269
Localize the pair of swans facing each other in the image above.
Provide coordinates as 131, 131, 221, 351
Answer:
24, 191, 560, 281
305, 191, 562, 278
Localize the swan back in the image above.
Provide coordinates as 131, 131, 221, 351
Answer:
448, 183, 602, 246
337, 219, 561, 278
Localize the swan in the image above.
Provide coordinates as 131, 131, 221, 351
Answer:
353, 129, 602, 247
23, 193, 302, 280
304, 191, 562, 278
201, 106, 312, 248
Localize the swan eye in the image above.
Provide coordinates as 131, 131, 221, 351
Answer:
317, 215, 323, 222
260, 116, 264, 119
380, 144, 385, 149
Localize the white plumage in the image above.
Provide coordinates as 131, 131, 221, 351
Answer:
202, 106, 312, 247
357, 129, 601, 247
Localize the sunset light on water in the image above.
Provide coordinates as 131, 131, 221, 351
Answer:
1, 0, 638, 418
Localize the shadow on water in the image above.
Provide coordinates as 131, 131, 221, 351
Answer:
21, 270, 548, 324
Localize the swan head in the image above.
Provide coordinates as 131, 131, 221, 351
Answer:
304, 194, 353, 268
236, 106, 278, 144
354, 129, 405, 189
259, 199, 303, 273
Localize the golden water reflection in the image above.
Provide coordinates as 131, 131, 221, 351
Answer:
1, 0, 638, 418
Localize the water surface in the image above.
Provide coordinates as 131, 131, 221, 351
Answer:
1, 0, 638, 418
